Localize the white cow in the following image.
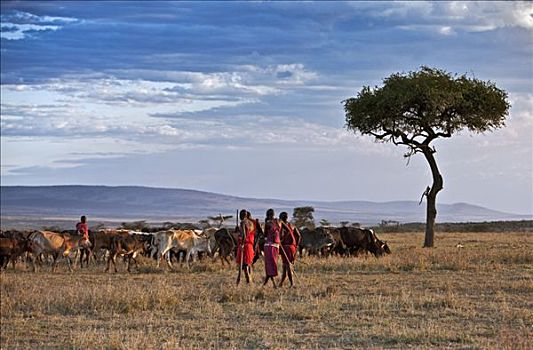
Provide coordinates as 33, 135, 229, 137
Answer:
184, 230, 217, 267
150, 229, 195, 268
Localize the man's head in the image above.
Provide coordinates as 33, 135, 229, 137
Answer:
266, 208, 275, 220
81, 215, 87, 223
279, 212, 288, 223
239, 210, 247, 220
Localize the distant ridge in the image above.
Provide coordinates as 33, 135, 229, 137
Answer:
1, 185, 530, 225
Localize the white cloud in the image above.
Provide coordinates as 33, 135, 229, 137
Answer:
7, 11, 78, 24
1, 23, 60, 40
351, 1, 533, 34
1, 10, 79, 40
439, 26, 456, 36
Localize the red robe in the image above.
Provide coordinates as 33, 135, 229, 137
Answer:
280, 222, 297, 266
76, 222, 89, 240
236, 219, 255, 266
264, 219, 280, 277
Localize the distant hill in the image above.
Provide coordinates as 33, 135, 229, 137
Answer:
1, 185, 530, 225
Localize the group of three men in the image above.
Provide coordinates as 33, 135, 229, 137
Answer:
236, 208, 301, 288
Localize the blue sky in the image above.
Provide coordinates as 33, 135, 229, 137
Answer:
1, 1, 532, 214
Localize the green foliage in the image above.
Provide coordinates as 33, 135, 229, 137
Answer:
319, 219, 331, 227
292, 206, 315, 229
207, 214, 233, 227
90, 223, 106, 231
120, 220, 149, 231
198, 219, 211, 228
41, 225, 63, 232
344, 66, 510, 153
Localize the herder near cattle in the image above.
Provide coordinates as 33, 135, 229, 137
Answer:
279, 212, 300, 288
236, 209, 256, 285
263, 208, 281, 288
76, 215, 91, 247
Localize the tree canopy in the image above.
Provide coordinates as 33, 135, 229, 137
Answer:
344, 67, 509, 157
292, 206, 315, 229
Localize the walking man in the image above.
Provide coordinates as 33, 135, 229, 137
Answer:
236, 209, 256, 285
263, 208, 280, 288
279, 212, 300, 288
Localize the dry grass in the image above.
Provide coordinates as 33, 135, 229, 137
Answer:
1, 232, 532, 349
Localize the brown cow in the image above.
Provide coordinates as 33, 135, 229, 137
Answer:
0, 237, 32, 271
28, 231, 88, 272
105, 234, 150, 273
88, 229, 130, 265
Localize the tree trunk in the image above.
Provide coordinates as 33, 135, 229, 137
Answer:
422, 149, 443, 248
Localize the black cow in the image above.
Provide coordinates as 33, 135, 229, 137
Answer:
298, 228, 335, 257
338, 227, 391, 257
213, 228, 236, 265
318, 227, 347, 256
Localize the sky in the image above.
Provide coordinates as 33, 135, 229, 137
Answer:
1, 1, 532, 215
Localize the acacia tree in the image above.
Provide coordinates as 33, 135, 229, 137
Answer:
319, 219, 331, 227
344, 67, 509, 247
292, 206, 315, 229
207, 214, 233, 228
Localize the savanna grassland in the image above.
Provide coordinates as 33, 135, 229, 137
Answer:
1, 232, 532, 349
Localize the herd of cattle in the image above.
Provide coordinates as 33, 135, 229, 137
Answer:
0, 225, 391, 273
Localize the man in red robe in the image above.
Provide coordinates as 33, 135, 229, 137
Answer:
279, 211, 300, 287
236, 209, 255, 285
263, 208, 280, 288
76, 215, 91, 247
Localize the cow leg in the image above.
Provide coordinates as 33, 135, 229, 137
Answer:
82, 248, 90, 268
112, 254, 118, 273
66, 255, 73, 272
162, 249, 173, 269
185, 250, 193, 269
105, 253, 113, 273
52, 252, 60, 272
157, 248, 171, 269
126, 255, 132, 273
78, 249, 83, 268
28, 254, 37, 272
132, 255, 139, 272
79, 249, 87, 268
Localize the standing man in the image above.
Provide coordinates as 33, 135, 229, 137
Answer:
76, 215, 91, 248
236, 209, 256, 285
279, 212, 300, 288
263, 208, 280, 288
